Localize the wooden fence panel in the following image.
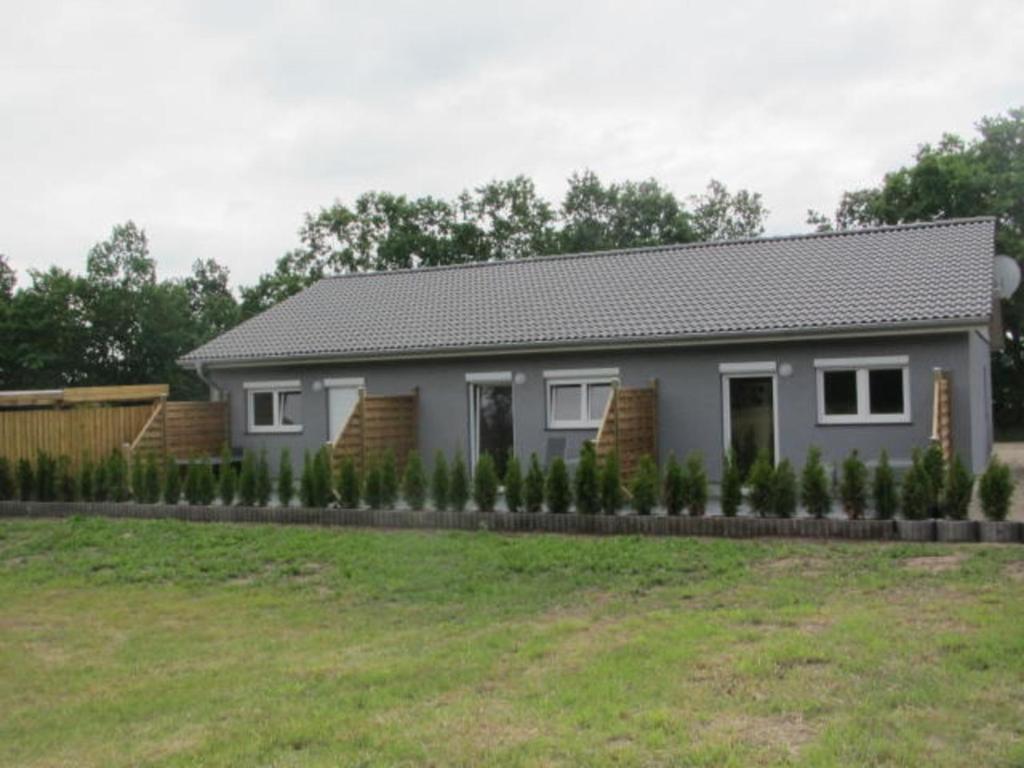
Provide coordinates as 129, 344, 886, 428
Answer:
331, 390, 418, 474
163, 402, 229, 458
595, 383, 658, 480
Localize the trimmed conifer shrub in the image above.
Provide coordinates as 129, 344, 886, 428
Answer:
599, 450, 622, 515
684, 452, 709, 516
56, 455, 76, 502
545, 456, 572, 514
197, 458, 216, 505
184, 457, 200, 505
380, 449, 398, 508
299, 451, 315, 507
237, 450, 257, 506
662, 452, 685, 516
93, 458, 109, 502
431, 450, 449, 511
108, 450, 129, 502
838, 450, 868, 519
402, 450, 427, 510
799, 446, 830, 518
630, 454, 659, 516
504, 452, 523, 513
0, 457, 14, 500
363, 457, 384, 509
218, 444, 236, 506
79, 455, 95, 502
872, 450, 898, 520
524, 452, 545, 513
278, 449, 294, 507
720, 450, 743, 517
771, 459, 797, 518
944, 453, 973, 521
450, 449, 469, 512
142, 451, 160, 504
130, 453, 145, 502
35, 451, 57, 502
334, 455, 358, 508
255, 449, 272, 506
978, 455, 1014, 521
312, 448, 332, 507
162, 455, 181, 504
900, 451, 931, 520
921, 441, 945, 516
473, 452, 499, 512
574, 442, 600, 515
746, 451, 775, 517
17, 458, 34, 500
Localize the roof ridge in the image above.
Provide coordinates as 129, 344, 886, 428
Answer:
318, 215, 997, 282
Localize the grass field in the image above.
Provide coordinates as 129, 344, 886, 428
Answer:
1, 518, 1023, 767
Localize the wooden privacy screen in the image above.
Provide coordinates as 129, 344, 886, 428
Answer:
595, 381, 659, 480
931, 369, 952, 461
129, 401, 229, 461
331, 389, 419, 475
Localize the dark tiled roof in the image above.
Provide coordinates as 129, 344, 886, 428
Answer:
182, 217, 995, 365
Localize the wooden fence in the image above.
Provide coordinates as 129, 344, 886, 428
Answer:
931, 369, 953, 461
331, 389, 419, 474
595, 381, 658, 480
129, 401, 230, 461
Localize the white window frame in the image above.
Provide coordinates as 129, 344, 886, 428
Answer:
244, 379, 303, 434
814, 356, 911, 425
544, 369, 619, 430
466, 372, 515, 471
721, 363, 780, 467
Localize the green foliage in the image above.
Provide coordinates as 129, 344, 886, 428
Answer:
430, 451, 449, 511
629, 455, 659, 516
872, 450, 898, 520
771, 459, 797, 518
720, 451, 743, 518
746, 451, 775, 517
573, 442, 600, 515
141, 452, 160, 504
237, 450, 257, 506
545, 457, 572, 514
662, 452, 685, 516
56, 455, 77, 502
184, 457, 201, 505
0, 457, 14, 500
218, 444, 236, 506
944, 454, 973, 521
197, 458, 216, 506
401, 451, 427, 510
35, 451, 57, 502
130, 454, 145, 503
921, 442, 945, 516
472, 452, 500, 512
900, 450, 932, 520
162, 456, 181, 504
92, 458, 109, 502
336, 455, 360, 509
599, 451, 622, 516
524, 453, 545, 513
800, 446, 831, 519
380, 450, 398, 508
256, 449, 272, 507
299, 451, 315, 508
277, 449, 294, 507
363, 457, 384, 510
504, 452, 523, 513
312, 448, 333, 508
107, 450, 129, 502
79, 456, 95, 502
978, 455, 1014, 521
449, 450, 469, 512
839, 451, 868, 520
683, 452, 709, 517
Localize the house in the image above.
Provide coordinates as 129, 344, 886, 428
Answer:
180, 217, 998, 480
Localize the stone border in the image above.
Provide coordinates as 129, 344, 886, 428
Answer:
2, 501, 1021, 543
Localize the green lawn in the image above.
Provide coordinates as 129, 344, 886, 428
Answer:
1, 519, 1023, 767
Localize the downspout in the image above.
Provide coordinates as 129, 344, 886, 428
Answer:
194, 362, 222, 402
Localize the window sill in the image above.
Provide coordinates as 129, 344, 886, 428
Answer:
546, 424, 602, 431
247, 426, 304, 435
816, 417, 912, 427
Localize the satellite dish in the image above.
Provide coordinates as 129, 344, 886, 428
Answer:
994, 255, 1021, 299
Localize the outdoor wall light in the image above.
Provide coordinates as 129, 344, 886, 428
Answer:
779, 363, 793, 378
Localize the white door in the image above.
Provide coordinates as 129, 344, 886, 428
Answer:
327, 386, 361, 442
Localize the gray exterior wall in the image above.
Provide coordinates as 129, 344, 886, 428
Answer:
968, 328, 994, 471
206, 330, 990, 479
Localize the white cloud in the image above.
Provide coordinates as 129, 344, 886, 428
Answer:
1, 0, 1021, 286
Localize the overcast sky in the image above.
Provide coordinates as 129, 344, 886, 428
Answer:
2, 0, 1021, 287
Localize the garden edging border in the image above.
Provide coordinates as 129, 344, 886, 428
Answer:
1, 501, 1019, 543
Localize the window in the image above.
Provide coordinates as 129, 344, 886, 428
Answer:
544, 369, 618, 429
244, 380, 303, 433
815, 357, 910, 424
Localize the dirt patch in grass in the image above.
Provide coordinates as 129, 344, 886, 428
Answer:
756, 557, 828, 576
1004, 561, 1024, 582
705, 712, 818, 757
903, 554, 966, 574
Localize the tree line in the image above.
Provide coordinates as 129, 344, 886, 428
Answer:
2, 107, 1022, 426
